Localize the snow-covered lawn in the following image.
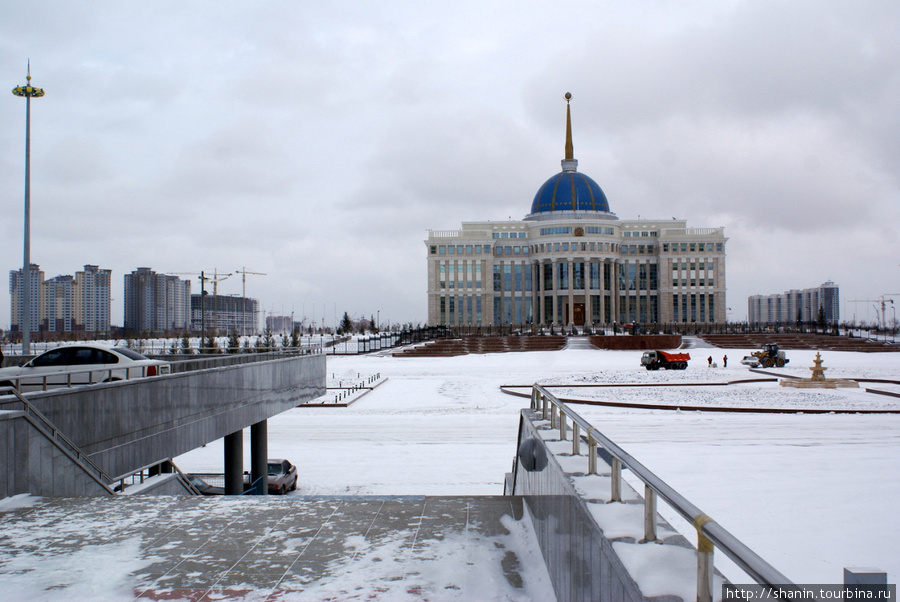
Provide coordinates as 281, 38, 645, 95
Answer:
175, 344, 900, 586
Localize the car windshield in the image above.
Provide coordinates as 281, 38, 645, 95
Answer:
267, 463, 285, 475
113, 348, 150, 361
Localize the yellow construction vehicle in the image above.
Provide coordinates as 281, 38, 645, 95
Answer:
751, 343, 789, 368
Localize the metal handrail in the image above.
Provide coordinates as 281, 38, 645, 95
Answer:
529, 384, 797, 600
1, 363, 168, 391
1, 385, 115, 489
166, 347, 318, 373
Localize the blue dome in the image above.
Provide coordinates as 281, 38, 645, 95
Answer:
530, 171, 610, 214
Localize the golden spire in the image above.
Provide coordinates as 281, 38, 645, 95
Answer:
561, 92, 578, 172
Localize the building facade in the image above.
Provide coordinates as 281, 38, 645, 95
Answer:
9, 264, 112, 337
124, 268, 192, 334
75, 264, 112, 334
190, 294, 259, 335
748, 281, 839, 326
425, 97, 728, 328
42, 275, 75, 333
9, 264, 45, 336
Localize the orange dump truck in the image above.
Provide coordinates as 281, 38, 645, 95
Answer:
640, 350, 690, 370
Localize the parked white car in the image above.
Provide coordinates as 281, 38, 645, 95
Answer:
0, 344, 171, 392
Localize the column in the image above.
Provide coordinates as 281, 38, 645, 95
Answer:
251, 420, 268, 496
567, 258, 575, 327
585, 259, 593, 328
533, 260, 541, 327
612, 259, 620, 326
224, 430, 243, 495
599, 259, 607, 329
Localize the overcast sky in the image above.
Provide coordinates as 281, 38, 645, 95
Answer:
2, 1, 898, 330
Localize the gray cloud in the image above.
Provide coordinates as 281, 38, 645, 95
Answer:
2, 1, 898, 329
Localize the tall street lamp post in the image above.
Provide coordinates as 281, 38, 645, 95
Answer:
12, 63, 45, 355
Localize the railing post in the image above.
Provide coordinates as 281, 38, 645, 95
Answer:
588, 438, 597, 475
559, 412, 567, 441
550, 403, 557, 429
610, 456, 622, 502
695, 515, 715, 602
642, 484, 658, 543
572, 422, 580, 455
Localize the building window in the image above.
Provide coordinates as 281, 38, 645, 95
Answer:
557, 262, 569, 290
573, 262, 585, 290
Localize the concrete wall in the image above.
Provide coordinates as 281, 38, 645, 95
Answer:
2, 353, 325, 494
0, 410, 113, 497
589, 334, 682, 350
510, 412, 644, 601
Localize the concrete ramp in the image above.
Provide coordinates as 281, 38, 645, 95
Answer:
0, 495, 556, 600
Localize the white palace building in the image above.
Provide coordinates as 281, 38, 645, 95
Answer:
425, 94, 728, 329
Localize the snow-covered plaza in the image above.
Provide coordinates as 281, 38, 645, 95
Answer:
174, 341, 900, 586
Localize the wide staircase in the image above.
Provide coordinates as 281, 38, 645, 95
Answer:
393, 335, 567, 357
699, 332, 900, 352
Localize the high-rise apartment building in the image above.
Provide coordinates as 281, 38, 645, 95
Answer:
9, 264, 112, 337
42, 274, 75, 333
75, 264, 112, 334
748, 281, 840, 326
124, 268, 191, 334
8, 264, 44, 336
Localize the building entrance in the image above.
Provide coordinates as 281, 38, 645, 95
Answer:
567, 303, 585, 326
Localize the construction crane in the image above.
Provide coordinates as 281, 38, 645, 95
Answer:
235, 267, 267, 336
848, 295, 898, 341
167, 270, 234, 337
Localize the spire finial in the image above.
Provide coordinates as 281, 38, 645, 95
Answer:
562, 92, 578, 172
